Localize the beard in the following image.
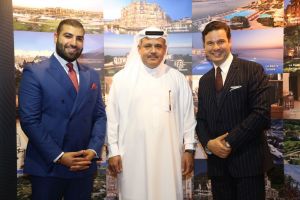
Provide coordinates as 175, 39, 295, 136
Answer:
56, 42, 83, 62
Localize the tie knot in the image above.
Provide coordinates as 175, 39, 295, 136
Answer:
216, 67, 222, 73
66, 63, 74, 72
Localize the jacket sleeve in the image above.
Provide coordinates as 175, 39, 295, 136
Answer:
88, 71, 107, 154
19, 66, 62, 164
226, 63, 271, 151
196, 77, 211, 148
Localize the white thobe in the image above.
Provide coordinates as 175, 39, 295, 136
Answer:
107, 64, 196, 200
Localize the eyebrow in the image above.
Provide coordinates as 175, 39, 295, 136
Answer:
63, 32, 84, 38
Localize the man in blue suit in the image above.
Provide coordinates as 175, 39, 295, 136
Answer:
19, 19, 107, 200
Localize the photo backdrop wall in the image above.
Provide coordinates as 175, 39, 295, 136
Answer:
11, 0, 300, 199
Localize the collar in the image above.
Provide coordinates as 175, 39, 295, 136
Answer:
213, 53, 233, 75
143, 62, 167, 78
54, 52, 79, 74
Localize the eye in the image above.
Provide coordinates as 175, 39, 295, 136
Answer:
154, 44, 163, 49
143, 44, 152, 49
217, 40, 225, 45
64, 33, 73, 39
76, 36, 84, 42
206, 41, 213, 46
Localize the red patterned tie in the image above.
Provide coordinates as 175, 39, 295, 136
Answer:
215, 67, 223, 92
66, 62, 79, 92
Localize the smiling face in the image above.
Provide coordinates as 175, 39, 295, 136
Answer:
54, 24, 84, 62
138, 37, 167, 68
204, 29, 232, 66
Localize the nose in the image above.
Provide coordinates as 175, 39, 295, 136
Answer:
150, 46, 156, 53
212, 43, 220, 50
70, 37, 77, 46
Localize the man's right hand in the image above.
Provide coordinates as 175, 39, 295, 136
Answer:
59, 151, 91, 171
207, 133, 231, 158
108, 155, 122, 176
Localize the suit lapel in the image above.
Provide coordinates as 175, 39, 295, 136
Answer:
218, 57, 239, 110
47, 55, 77, 113
206, 69, 218, 107
70, 63, 90, 117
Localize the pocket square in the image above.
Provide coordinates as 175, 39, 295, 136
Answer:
90, 83, 97, 90
229, 85, 242, 92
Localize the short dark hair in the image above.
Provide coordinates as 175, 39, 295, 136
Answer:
56, 19, 85, 35
202, 21, 231, 43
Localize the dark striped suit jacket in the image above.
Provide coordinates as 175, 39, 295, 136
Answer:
196, 56, 273, 177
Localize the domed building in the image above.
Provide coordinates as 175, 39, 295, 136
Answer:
119, 0, 170, 31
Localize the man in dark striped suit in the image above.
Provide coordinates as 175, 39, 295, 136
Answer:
196, 21, 273, 200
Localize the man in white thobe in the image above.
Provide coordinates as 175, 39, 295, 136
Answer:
107, 27, 196, 200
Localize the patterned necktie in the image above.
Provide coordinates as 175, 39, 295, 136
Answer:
215, 67, 223, 92
66, 62, 79, 92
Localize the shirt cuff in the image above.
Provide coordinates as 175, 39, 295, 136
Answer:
184, 143, 196, 150
88, 149, 98, 158
53, 152, 64, 163
108, 143, 120, 158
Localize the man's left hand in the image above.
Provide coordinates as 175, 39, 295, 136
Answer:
182, 152, 194, 177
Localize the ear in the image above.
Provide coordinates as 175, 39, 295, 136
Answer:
54, 32, 58, 44
228, 38, 232, 48
137, 43, 142, 54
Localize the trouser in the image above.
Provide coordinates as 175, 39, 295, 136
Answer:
211, 174, 265, 200
30, 175, 93, 200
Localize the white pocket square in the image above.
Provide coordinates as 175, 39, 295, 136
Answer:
230, 85, 242, 92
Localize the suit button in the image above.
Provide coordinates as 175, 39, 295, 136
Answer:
61, 99, 65, 104
69, 117, 72, 121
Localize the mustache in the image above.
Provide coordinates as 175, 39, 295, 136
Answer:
147, 54, 159, 58
64, 44, 79, 50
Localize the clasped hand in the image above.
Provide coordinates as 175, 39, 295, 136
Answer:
59, 150, 96, 171
207, 133, 231, 158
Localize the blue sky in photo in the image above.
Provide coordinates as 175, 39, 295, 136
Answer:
192, 0, 254, 19
193, 28, 283, 50
104, 32, 192, 56
104, 33, 134, 48
104, 0, 191, 20
192, 28, 283, 75
14, 31, 103, 53
105, 32, 192, 48
13, 0, 103, 12
284, 0, 290, 8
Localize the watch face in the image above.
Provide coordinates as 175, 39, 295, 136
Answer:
185, 150, 195, 155
205, 146, 212, 155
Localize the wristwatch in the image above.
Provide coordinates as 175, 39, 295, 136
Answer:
185, 149, 195, 155
204, 146, 212, 155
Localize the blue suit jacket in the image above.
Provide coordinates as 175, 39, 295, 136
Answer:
19, 55, 107, 178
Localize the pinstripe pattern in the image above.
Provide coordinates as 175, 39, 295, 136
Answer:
211, 174, 265, 200
196, 57, 273, 197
